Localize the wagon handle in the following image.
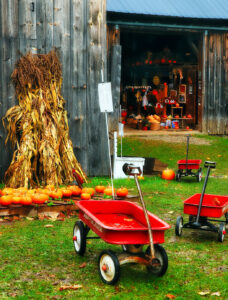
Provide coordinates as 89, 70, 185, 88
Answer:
185, 134, 191, 170
193, 161, 216, 227
122, 163, 156, 261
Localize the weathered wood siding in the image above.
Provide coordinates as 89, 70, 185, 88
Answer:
0, 0, 109, 181
202, 32, 228, 134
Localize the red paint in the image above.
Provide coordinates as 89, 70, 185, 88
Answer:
73, 236, 77, 241
184, 194, 228, 218
177, 159, 202, 170
77, 200, 170, 245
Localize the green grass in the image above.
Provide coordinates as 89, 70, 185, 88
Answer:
0, 134, 227, 299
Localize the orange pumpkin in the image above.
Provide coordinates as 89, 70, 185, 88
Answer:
20, 195, 32, 206
61, 188, 72, 198
80, 193, 91, 200
45, 184, 55, 191
12, 195, 22, 204
116, 187, 128, 198
49, 190, 63, 199
16, 187, 28, 193
161, 169, 175, 181
32, 193, 49, 204
81, 188, 95, 197
104, 187, 115, 196
2, 187, 14, 195
0, 195, 12, 206
95, 185, 105, 194
68, 185, 82, 196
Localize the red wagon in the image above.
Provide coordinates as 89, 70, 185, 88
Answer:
73, 164, 170, 285
176, 135, 202, 182
175, 161, 228, 242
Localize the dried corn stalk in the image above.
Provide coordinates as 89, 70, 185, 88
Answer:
3, 50, 87, 188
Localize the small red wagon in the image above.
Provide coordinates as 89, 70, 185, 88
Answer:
73, 164, 170, 285
175, 161, 228, 242
176, 135, 202, 182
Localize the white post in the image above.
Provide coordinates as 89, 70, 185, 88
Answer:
105, 112, 115, 200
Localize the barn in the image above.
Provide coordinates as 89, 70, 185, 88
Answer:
0, 0, 228, 180
107, 0, 228, 134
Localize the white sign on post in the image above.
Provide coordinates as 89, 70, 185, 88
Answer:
98, 82, 113, 113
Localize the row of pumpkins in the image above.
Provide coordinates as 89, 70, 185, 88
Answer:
0, 185, 129, 206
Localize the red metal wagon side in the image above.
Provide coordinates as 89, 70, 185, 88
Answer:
177, 159, 202, 170
77, 200, 170, 245
184, 194, 228, 218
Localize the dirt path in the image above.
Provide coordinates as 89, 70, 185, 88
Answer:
123, 127, 211, 145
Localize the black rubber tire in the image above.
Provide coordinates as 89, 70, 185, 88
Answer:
73, 221, 86, 256
218, 223, 225, 242
176, 170, 181, 182
175, 216, 184, 236
146, 244, 168, 277
196, 169, 202, 182
98, 250, 120, 285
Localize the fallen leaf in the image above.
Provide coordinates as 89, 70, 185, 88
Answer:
12, 216, 20, 221
166, 294, 176, 299
217, 155, 222, 157
26, 217, 34, 221
87, 241, 92, 244
198, 291, 210, 296
59, 284, 83, 291
168, 211, 174, 214
44, 224, 54, 228
211, 292, 221, 297
79, 262, 87, 268
0, 232, 3, 236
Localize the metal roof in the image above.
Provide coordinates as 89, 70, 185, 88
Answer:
107, 0, 228, 20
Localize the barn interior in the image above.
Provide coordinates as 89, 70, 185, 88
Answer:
119, 28, 202, 130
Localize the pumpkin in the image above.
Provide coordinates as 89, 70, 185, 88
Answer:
0, 195, 12, 206
187, 114, 192, 118
104, 187, 115, 196
116, 187, 128, 198
12, 194, 22, 204
161, 169, 175, 181
81, 188, 95, 197
32, 193, 49, 204
2, 187, 14, 195
176, 103, 180, 107
138, 176, 144, 180
80, 193, 91, 200
68, 185, 82, 196
17, 187, 28, 193
95, 185, 105, 194
20, 195, 32, 206
61, 188, 72, 198
45, 184, 55, 191
49, 189, 63, 199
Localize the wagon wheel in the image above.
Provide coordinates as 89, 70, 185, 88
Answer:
175, 216, 184, 236
218, 223, 226, 242
176, 170, 182, 182
73, 221, 86, 255
98, 250, 120, 285
196, 169, 202, 182
145, 244, 168, 277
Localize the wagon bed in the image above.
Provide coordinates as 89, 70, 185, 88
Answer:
77, 200, 170, 245
184, 193, 228, 218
